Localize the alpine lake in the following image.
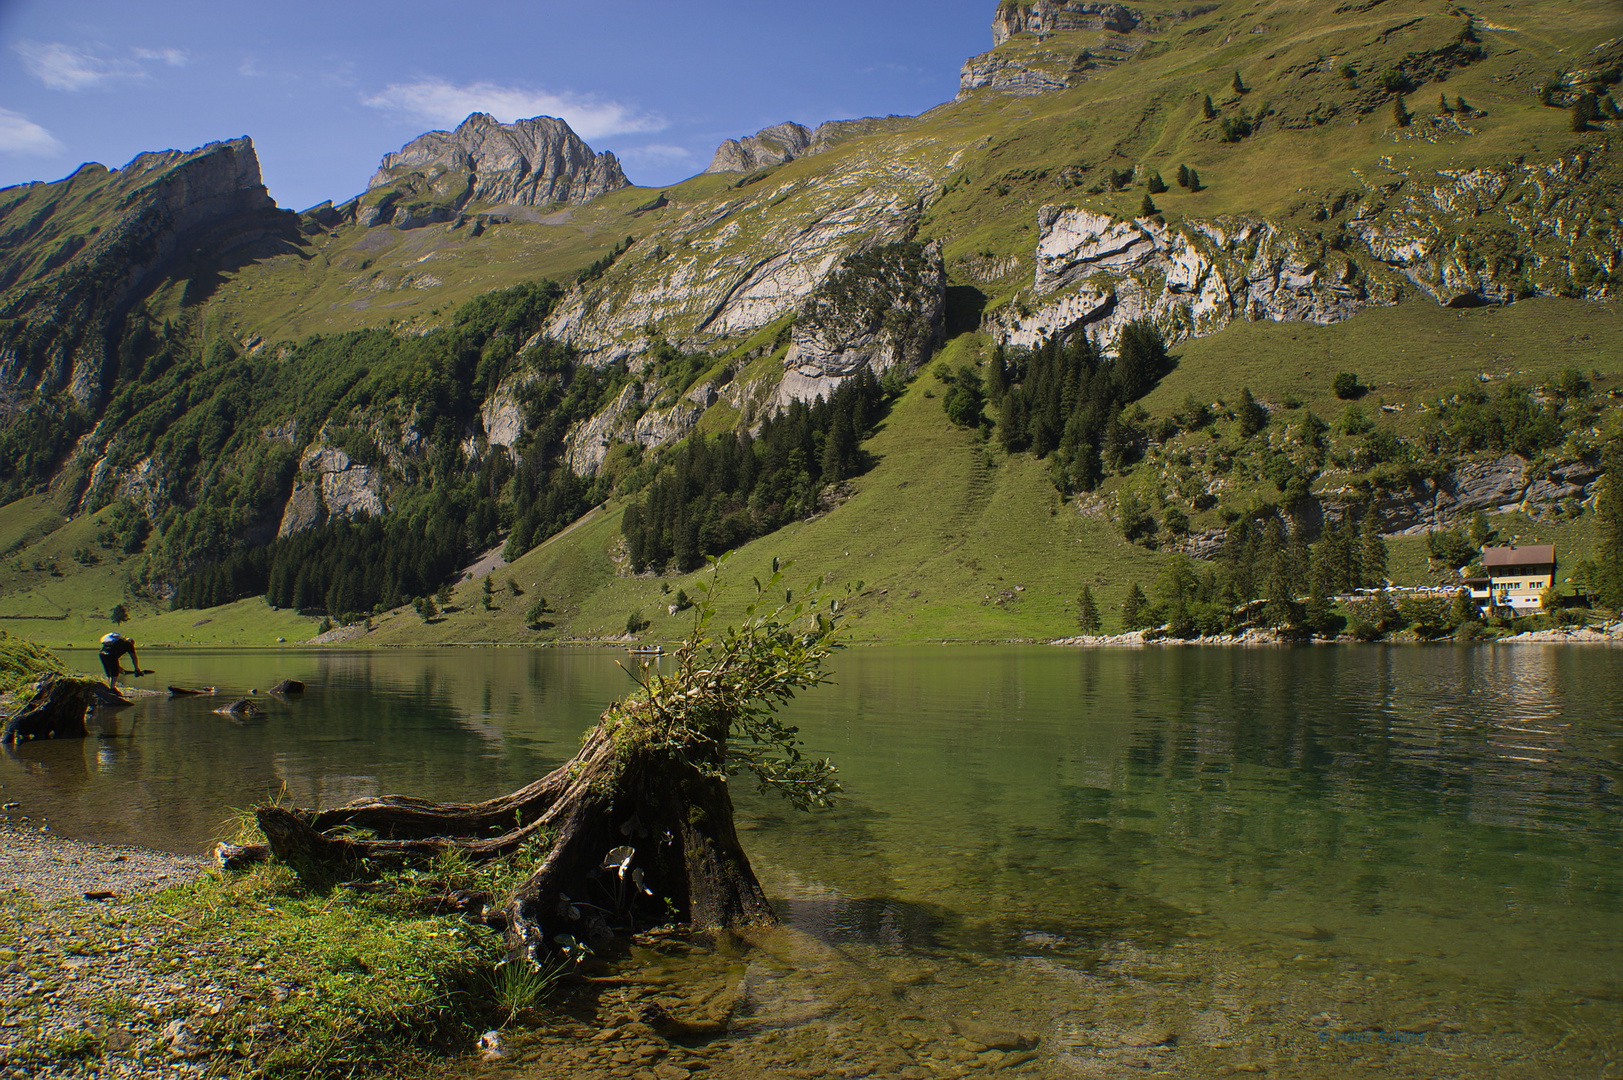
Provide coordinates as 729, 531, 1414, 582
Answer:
4, 643, 1620, 1080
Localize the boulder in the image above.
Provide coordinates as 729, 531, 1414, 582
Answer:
268, 679, 304, 694
214, 699, 264, 718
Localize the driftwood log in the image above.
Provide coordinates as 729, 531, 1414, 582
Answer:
231, 563, 847, 970
1, 675, 107, 744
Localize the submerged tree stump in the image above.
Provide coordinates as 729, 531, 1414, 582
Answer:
1, 674, 101, 744
242, 561, 847, 968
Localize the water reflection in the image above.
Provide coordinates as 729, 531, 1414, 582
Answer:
3, 644, 1620, 1076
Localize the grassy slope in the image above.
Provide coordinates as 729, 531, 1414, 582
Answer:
2, 1, 1618, 645
6, 291, 1616, 646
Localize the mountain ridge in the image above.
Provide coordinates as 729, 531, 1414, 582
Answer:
0, 0, 1618, 643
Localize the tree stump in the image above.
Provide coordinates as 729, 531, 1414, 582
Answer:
1, 675, 97, 744
239, 562, 849, 970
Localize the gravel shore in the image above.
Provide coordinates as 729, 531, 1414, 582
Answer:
0, 828, 220, 1079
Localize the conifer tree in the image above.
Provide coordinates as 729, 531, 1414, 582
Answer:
1077, 586, 1102, 633
1237, 387, 1268, 436
986, 348, 1009, 403
1146, 170, 1168, 194
1176, 163, 1191, 188
1232, 71, 1247, 94
1139, 193, 1159, 217
1597, 435, 1623, 610
1302, 576, 1333, 637
1360, 507, 1388, 587
1202, 94, 1217, 119
1440, 92, 1452, 113
1186, 167, 1201, 191
1393, 96, 1411, 127
1121, 583, 1149, 630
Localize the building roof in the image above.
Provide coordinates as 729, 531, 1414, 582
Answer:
1481, 544, 1555, 568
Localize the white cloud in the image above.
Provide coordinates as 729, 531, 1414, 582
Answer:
132, 46, 189, 67
14, 41, 143, 90
362, 79, 663, 139
14, 40, 188, 91
618, 143, 694, 167
0, 108, 65, 156
239, 57, 267, 78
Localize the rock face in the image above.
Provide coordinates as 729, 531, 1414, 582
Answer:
1371, 456, 1603, 535
366, 113, 627, 211
566, 381, 718, 476
0, 138, 295, 407
988, 205, 1365, 351
990, 147, 1619, 352
774, 241, 946, 408
705, 122, 812, 174
991, 1, 1145, 43
539, 153, 942, 363
1348, 150, 1618, 307
960, 2, 1213, 98
276, 447, 386, 538
703, 118, 910, 174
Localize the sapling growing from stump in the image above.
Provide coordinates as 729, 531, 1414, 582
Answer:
237, 556, 854, 971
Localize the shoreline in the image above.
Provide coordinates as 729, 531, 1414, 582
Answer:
1049, 620, 1623, 648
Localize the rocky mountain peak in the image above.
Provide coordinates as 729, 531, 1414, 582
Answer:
703, 117, 912, 175
368, 112, 628, 207
704, 122, 813, 174
964, 1, 1216, 97
990, 1, 1144, 45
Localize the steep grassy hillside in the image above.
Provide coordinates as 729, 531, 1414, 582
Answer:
57, 291, 1612, 648
1, 0, 1618, 646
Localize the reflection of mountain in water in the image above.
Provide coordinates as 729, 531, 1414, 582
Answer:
3, 647, 634, 852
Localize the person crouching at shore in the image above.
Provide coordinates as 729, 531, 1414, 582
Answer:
99, 633, 141, 689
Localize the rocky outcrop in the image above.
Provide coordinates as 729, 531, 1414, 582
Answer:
989, 205, 1366, 351
0, 138, 295, 407
991, 2, 1146, 43
366, 113, 627, 211
539, 153, 942, 361
704, 118, 912, 174
1349, 150, 1620, 306
565, 381, 719, 476
960, 2, 1214, 98
774, 241, 946, 408
1370, 456, 1603, 535
705, 122, 812, 174
276, 446, 385, 538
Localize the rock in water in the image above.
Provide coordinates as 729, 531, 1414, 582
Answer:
268, 679, 304, 694
1, 675, 94, 744
214, 699, 264, 718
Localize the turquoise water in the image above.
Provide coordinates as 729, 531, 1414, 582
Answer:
4, 644, 1619, 1077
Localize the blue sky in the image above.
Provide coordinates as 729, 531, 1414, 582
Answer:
0, 0, 992, 210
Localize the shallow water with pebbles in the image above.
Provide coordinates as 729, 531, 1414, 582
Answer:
5, 644, 1620, 1078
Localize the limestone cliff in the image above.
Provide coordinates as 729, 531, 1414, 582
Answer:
0, 138, 294, 407
960, 2, 1214, 98
365, 113, 628, 216
703, 117, 913, 174
538, 146, 950, 363
774, 241, 946, 408
989, 148, 1620, 352
705, 122, 813, 174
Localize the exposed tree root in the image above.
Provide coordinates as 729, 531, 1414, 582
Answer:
237, 562, 847, 971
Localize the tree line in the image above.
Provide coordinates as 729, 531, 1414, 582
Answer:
942, 318, 1173, 493
621, 369, 887, 573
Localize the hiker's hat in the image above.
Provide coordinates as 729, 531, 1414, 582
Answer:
100, 632, 122, 645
